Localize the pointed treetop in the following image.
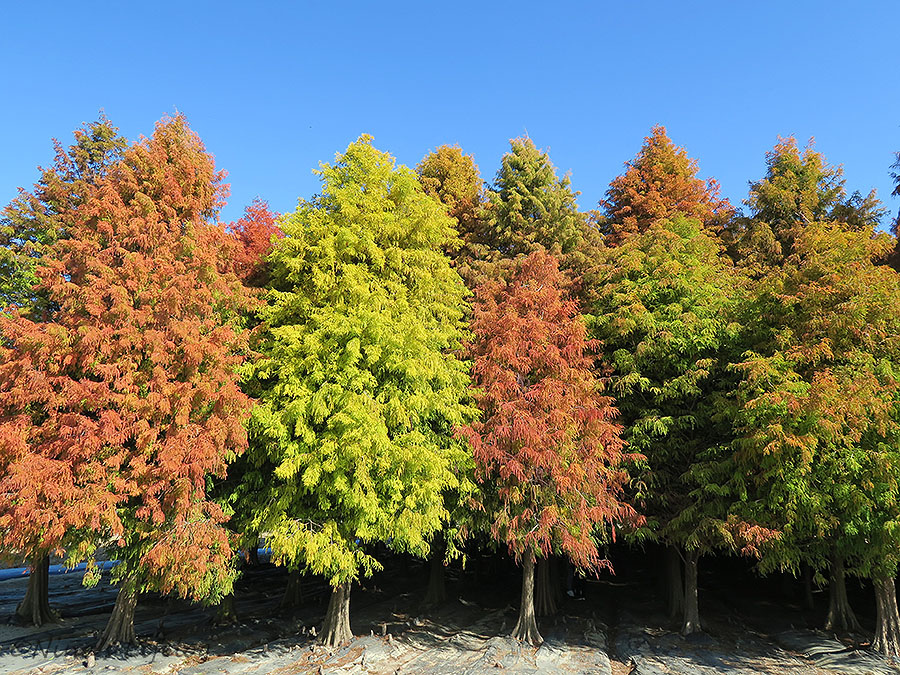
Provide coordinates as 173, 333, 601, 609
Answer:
487, 137, 585, 258
226, 197, 282, 286
739, 137, 885, 268
746, 137, 846, 228
600, 125, 732, 244
0, 113, 128, 313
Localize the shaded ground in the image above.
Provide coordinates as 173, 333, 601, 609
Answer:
2, 551, 898, 674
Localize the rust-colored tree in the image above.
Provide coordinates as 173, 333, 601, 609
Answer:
0, 114, 127, 626
226, 197, 282, 286
462, 250, 640, 645
599, 125, 733, 245
0, 113, 127, 317
0, 115, 253, 649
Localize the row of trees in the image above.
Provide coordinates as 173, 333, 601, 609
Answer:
2, 115, 900, 656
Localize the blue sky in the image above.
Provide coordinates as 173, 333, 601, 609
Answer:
2, 1, 899, 228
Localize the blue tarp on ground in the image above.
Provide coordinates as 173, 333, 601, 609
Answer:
0, 549, 271, 582
0, 560, 120, 582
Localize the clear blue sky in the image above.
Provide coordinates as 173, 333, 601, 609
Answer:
2, 1, 898, 228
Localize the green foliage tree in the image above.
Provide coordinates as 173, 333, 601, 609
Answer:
731, 221, 900, 653
478, 136, 603, 305
732, 140, 900, 653
591, 215, 768, 634
241, 136, 476, 647
734, 137, 884, 272
486, 137, 588, 259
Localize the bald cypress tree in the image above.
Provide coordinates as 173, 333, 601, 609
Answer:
0, 114, 126, 627
486, 137, 586, 259
599, 125, 732, 246
0, 113, 127, 315
242, 136, 475, 647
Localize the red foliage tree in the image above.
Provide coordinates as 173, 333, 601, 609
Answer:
226, 197, 281, 286
0, 115, 253, 648
462, 250, 640, 645
599, 125, 733, 245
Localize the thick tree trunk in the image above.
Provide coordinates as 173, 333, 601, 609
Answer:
665, 545, 684, 620
214, 593, 238, 625
281, 569, 304, 609
15, 555, 58, 626
681, 549, 701, 636
534, 557, 558, 617
511, 550, 542, 645
96, 577, 138, 651
320, 583, 352, 648
423, 534, 447, 607
873, 576, 900, 658
825, 554, 861, 632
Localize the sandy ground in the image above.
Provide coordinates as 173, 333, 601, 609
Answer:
2, 556, 899, 675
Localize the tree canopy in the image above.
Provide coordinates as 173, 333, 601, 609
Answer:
0, 114, 254, 647
599, 125, 732, 245
240, 135, 475, 643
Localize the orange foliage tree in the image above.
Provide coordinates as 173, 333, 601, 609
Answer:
226, 197, 282, 286
462, 250, 640, 645
599, 125, 733, 245
0, 115, 253, 649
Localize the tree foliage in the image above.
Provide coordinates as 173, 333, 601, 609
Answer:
416, 145, 488, 286
599, 125, 733, 245
731, 222, 900, 580
736, 137, 884, 271
0, 115, 252, 609
463, 250, 638, 569
485, 137, 588, 261
242, 136, 475, 588
591, 215, 757, 557
0, 114, 127, 314
227, 197, 282, 287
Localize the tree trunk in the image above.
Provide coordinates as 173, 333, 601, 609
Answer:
15, 554, 59, 626
802, 562, 815, 611
247, 534, 260, 566
549, 555, 562, 602
320, 582, 352, 648
825, 554, 861, 632
534, 557, 558, 617
423, 534, 447, 607
96, 576, 138, 651
214, 593, 238, 625
681, 548, 701, 636
511, 550, 542, 645
281, 569, 304, 609
873, 575, 900, 658
665, 545, 684, 620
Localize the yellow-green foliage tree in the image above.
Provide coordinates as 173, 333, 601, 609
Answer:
242, 136, 476, 647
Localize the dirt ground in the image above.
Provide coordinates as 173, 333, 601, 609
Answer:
2, 552, 899, 675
